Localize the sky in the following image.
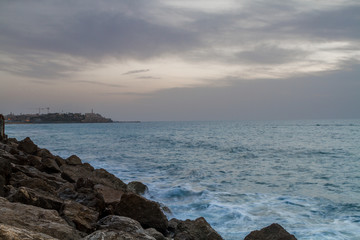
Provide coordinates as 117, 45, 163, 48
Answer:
0, 0, 359, 121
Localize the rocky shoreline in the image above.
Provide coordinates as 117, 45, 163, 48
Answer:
0, 135, 297, 240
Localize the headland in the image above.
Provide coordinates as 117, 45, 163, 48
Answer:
5, 112, 113, 124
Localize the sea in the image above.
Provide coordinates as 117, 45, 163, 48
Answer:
6, 119, 360, 240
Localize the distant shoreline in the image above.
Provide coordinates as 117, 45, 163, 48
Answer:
5, 121, 141, 124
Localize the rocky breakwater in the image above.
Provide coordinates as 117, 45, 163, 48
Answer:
0, 136, 297, 240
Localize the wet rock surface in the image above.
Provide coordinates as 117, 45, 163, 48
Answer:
0, 136, 297, 239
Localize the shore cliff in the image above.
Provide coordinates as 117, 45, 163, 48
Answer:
0, 135, 297, 240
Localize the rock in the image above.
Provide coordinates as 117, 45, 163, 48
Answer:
27, 155, 42, 167
18, 137, 38, 155
54, 155, 67, 167
0, 197, 83, 240
97, 215, 145, 233
60, 164, 127, 191
0, 149, 18, 163
244, 223, 297, 240
93, 168, 128, 191
41, 158, 61, 173
11, 164, 66, 190
170, 217, 223, 240
0, 176, 5, 197
145, 228, 167, 240
58, 182, 105, 213
0, 224, 58, 240
94, 184, 124, 205
0, 156, 11, 181
9, 171, 56, 194
128, 181, 148, 195
83, 229, 156, 240
76, 178, 95, 190
37, 148, 55, 159
67, 155, 82, 165
61, 200, 99, 233
7, 186, 63, 211
114, 193, 168, 234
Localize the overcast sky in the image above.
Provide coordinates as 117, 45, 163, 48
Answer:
1, 0, 359, 121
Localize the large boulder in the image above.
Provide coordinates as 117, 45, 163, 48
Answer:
12, 164, 66, 190
41, 158, 61, 173
114, 193, 168, 234
7, 186, 64, 211
0, 197, 83, 240
83, 229, 156, 240
58, 180, 106, 213
169, 217, 223, 240
94, 184, 124, 205
9, 171, 56, 194
0, 224, 58, 240
244, 223, 297, 240
97, 215, 145, 233
67, 155, 82, 165
18, 137, 38, 155
60, 164, 127, 191
83, 215, 159, 240
61, 200, 99, 233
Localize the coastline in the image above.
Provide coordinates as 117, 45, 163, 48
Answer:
0, 134, 297, 239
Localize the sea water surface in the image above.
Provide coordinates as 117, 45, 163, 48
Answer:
6, 120, 360, 239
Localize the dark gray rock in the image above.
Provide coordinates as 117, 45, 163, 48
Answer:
18, 137, 38, 155
7, 186, 64, 211
41, 158, 61, 173
61, 200, 99, 233
244, 223, 297, 240
145, 228, 167, 240
67, 155, 82, 165
114, 193, 168, 235
128, 181, 148, 195
169, 217, 223, 240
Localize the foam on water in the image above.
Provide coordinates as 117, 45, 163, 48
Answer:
6, 119, 360, 239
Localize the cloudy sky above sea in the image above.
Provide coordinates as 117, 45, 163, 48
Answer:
1, 0, 359, 121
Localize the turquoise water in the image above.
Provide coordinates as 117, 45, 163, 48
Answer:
6, 120, 360, 239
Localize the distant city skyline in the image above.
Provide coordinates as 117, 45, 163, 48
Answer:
1, 0, 359, 121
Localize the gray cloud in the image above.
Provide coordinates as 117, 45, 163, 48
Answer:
136, 76, 161, 79
0, 0, 359, 82
74, 80, 124, 88
123, 69, 150, 75
234, 45, 308, 64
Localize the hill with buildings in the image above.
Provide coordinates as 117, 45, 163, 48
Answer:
5, 112, 113, 124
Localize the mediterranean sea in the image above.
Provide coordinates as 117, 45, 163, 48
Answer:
6, 119, 360, 240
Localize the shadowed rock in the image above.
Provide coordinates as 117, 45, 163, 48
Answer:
67, 155, 82, 165
18, 137, 38, 155
61, 200, 99, 233
244, 223, 297, 240
169, 217, 223, 240
7, 186, 64, 211
128, 181, 148, 195
145, 228, 167, 240
114, 193, 168, 234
